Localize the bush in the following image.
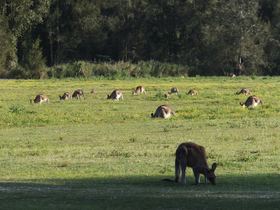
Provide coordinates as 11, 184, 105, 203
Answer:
47, 60, 189, 79
9, 104, 25, 114
6, 65, 27, 79
23, 39, 48, 79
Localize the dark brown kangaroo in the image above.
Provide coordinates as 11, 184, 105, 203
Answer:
72, 89, 85, 99
174, 142, 217, 185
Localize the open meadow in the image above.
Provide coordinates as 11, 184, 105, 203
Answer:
0, 76, 280, 209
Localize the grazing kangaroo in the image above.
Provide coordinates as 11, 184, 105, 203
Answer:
163, 142, 217, 185
132, 86, 146, 95
72, 89, 85, 99
168, 87, 179, 95
240, 95, 262, 108
59, 92, 71, 100
30, 94, 49, 104
230, 73, 236, 78
164, 93, 169, 99
90, 89, 96, 94
151, 105, 175, 119
236, 88, 251, 95
107, 89, 123, 100
187, 89, 198, 96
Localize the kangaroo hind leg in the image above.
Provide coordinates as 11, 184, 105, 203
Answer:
180, 159, 187, 184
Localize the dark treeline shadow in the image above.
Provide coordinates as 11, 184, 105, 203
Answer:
0, 174, 279, 210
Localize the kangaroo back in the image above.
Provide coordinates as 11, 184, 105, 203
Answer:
151, 105, 174, 119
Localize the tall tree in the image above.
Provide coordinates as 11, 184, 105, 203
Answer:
0, 0, 50, 74
201, 0, 269, 75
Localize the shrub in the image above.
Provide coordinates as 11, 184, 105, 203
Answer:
47, 60, 189, 79
23, 39, 48, 79
9, 104, 25, 114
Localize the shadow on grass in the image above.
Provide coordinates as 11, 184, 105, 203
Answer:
0, 174, 279, 210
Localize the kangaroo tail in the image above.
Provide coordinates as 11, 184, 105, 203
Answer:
175, 157, 180, 183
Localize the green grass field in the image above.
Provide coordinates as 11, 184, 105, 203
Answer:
0, 76, 279, 209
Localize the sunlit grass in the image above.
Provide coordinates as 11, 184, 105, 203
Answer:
0, 76, 279, 209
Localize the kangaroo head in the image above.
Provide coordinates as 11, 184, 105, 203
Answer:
206, 163, 217, 185
151, 113, 155, 118
240, 102, 245, 107
107, 94, 110, 99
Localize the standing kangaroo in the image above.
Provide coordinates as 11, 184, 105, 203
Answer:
151, 105, 175, 119
72, 89, 85, 100
30, 94, 49, 104
132, 86, 146, 95
107, 89, 123, 100
172, 142, 217, 185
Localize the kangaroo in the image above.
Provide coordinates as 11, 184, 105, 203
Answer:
107, 89, 123, 100
236, 88, 251, 95
59, 92, 71, 100
168, 87, 179, 95
132, 86, 146, 95
230, 73, 236, 78
30, 94, 49, 104
240, 95, 262, 108
187, 89, 198, 96
72, 89, 85, 100
164, 142, 217, 185
90, 89, 96, 94
151, 105, 175, 119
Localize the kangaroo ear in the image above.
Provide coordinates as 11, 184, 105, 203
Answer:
212, 163, 217, 171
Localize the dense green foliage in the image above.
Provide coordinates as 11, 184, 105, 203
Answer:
0, 0, 280, 77
0, 77, 279, 209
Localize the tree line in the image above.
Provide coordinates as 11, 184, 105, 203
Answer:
0, 0, 280, 78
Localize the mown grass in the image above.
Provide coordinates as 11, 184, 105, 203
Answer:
0, 76, 279, 209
